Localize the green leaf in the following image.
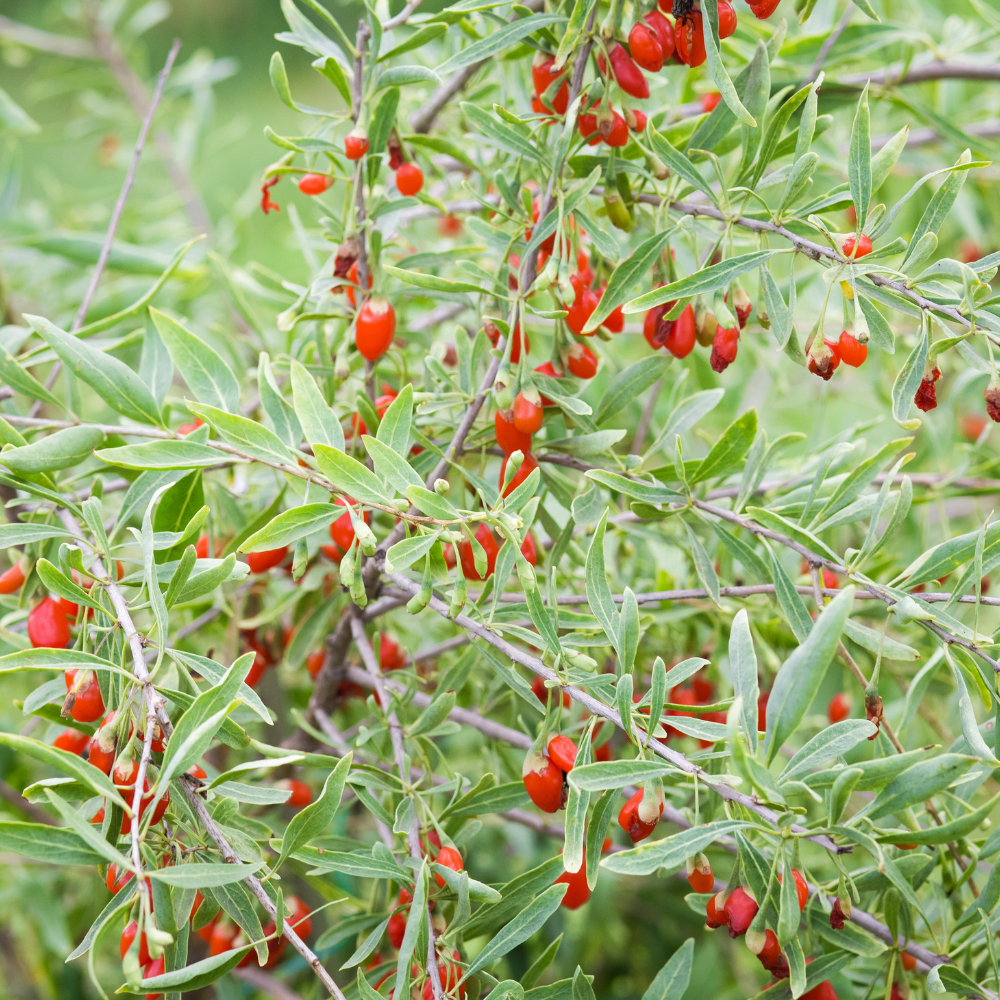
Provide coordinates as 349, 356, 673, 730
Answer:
187, 401, 298, 467
0, 522, 71, 546
648, 127, 716, 206
2, 425, 105, 473
36, 559, 102, 612
276, 753, 351, 870
0, 350, 65, 410
601, 820, 753, 876
748, 951, 855, 1000
0, 820, 108, 865
384, 532, 440, 574
157, 653, 254, 785
96, 440, 222, 470
314, 445, 394, 508
376, 382, 413, 458
0, 647, 131, 678
926, 964, 990, 999
902, 149, 973, 267
595, 356, 672, 424
239, 503, 338, 553
258, 352, 301, 449
290, 359, 344, 451
642, 939, 693, 1000
128, 946, 251, 993
569, 760, 676, 792
385, 264, 485, 295
147, 862, 264, 887
690, 410, 757, 484
364, 436, 422, 494
890, 320, 929, 429
764, 587, 854, 766
368, 87, 400, 158
436, 14, 566, 74
869, 753, 971, 820
461, 884, 568, 982
623, 252, 778, 313
779, 720, 877, 782
405, 486, 460, 521
0, 732, 125, 806
584, 231, 676, 333
848, 85, 872, 233
585, 511, 621, 659
684, 522, 720, 607
378, 65, 441, 89
700, 4, 754, 126
441, 779, 531, 818
729, 609, 759, 746
150, 309, 240, 413
25, 315, 163, 427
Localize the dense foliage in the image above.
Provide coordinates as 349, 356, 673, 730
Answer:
4, 2, 1000, 1000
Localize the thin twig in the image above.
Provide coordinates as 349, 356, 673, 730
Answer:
72, 39, 180, 332
0, 778, 58, 824
409, 0, 544, 133
383, 0, 424, 30
837, 60, 1000, 87
804, 6, 852, 85
350, 616, 446, 1000
388, 573, 846, 855
630, 379, 661, 455
88, 20, 212, 236
180, 774, 347, 1000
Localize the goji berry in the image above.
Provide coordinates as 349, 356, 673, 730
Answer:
28, 597, 70, 649
356, 299, 396, 360
298, 173, 331, 195
522, 750, 564, 813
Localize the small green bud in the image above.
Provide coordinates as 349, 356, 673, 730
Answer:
407, 580, 432, 615
449, 574, 467, 617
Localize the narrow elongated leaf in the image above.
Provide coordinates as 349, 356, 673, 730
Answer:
276, 753, 351, 870
848, 86, 872, 232
436, 15, 566, 74
150, 309, 240, 413
729, 610, 759, 745
642, 940, 693, 1000
147, 862, 264, 887
869, 754, 971, 820
602, 821, 752, 876
290, 359, 344, 451
0, 820, 108, 865
764, 587, 854, 765
690, 410, 757, 484
595, 356, 671, 423
779, 720, 877, 782
890, 321, 929, 429
26, 315, 163, 426
0, 732, 124, 806
314, 445, 394, 508
584, 230, 676, 333
585, 511, 621, 658
624, 252, 777, 313
96, 440, 222, 470
461, 884, 568, 981
187, 401, 298, 466
2, 425, 105, 473
239, 503, 338, 552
